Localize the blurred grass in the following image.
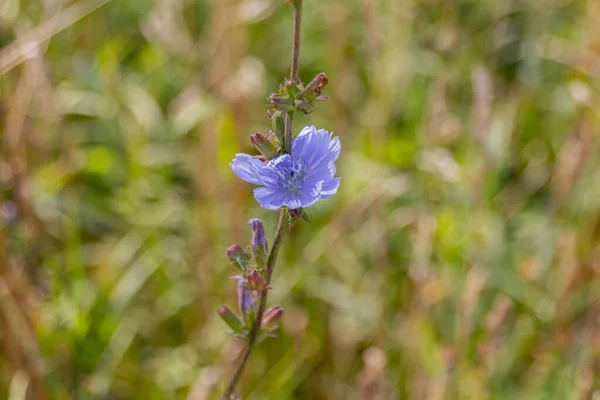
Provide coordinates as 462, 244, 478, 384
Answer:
1, 0, 600, 398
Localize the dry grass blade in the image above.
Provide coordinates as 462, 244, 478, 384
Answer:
0, 0, 114, 75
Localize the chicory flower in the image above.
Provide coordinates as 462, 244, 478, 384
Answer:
230, 126, 341, 209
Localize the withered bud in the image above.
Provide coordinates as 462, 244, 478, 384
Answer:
289, 208, 303, 217
294, 99, 317, 115
250, 133, 278, 159
246, 269, 271, 291
289, 207, 309, 227
226, 244, 251, 272
262, 305, 284, 331
303, 73, 328, 97
218, 306, 243, 332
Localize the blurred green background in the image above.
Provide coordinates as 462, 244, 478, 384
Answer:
2, 0, 600, 398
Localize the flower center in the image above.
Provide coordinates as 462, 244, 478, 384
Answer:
282, 157, 306, 195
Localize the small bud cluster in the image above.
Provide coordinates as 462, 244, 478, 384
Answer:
243, 73, 329, 161
268, 73, 328, 115
218, 219, 283, 339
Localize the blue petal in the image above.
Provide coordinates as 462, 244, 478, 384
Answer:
293, 127, 341, 183
319, 177, 340, 198
292, 126, 330, 166
308, 135, 341, 171
230, 154, 264, 185
304, 161, 335, 184
254, 187, 288, 209
287, 181, 322, 208
259, 154, 292, 188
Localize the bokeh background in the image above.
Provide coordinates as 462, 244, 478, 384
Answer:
2, 0, 600, 398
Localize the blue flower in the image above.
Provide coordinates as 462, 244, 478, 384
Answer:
231, 126, 341, 209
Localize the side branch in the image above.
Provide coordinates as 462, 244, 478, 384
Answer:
222, 209, 287, 399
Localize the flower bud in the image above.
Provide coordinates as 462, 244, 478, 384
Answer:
281, 79, 299, 97
270, 111, 286, 142
303, 72, 328, 98
218, 306, 243, 332
250, 133, 278, 159
246, 269, 271, 291
226, 244, 251, 272
268, 93, 295, 112
262, 305, 283, 331
294, 99, 317, 115
288, 207, 303, 227
237, 279, 255, 318
248, 218, 267, 268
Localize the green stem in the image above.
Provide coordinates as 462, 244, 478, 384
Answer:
290, 0, 303, 82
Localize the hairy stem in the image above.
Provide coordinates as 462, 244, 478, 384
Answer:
290, 0, 303, 82
222, 209, 287, 399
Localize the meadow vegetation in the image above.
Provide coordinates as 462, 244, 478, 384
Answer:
1, 0, 599, 398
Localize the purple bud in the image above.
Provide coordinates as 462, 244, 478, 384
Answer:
237, 279, 254, 318
248, 219, 267, 267
262, 305, 284, 331
250, 133, 278, 159
226, 244, 245, 258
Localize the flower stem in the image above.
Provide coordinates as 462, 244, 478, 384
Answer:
222, 209, 287, 399
290, 0, 303, 82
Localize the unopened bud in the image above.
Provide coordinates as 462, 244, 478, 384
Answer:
237, 279, 255, 318
218, 306, 243, 332
303, 73, 328, 98
250, 133, 278, 159
268, 93, 294, 109
281, 79, 298, 97
226, 244, 251, 272
262, 305, 283, 331
248, 218, 267, 268
270, 111, 286, 142
294, 99, 317, 115
246, 269, 271, 291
